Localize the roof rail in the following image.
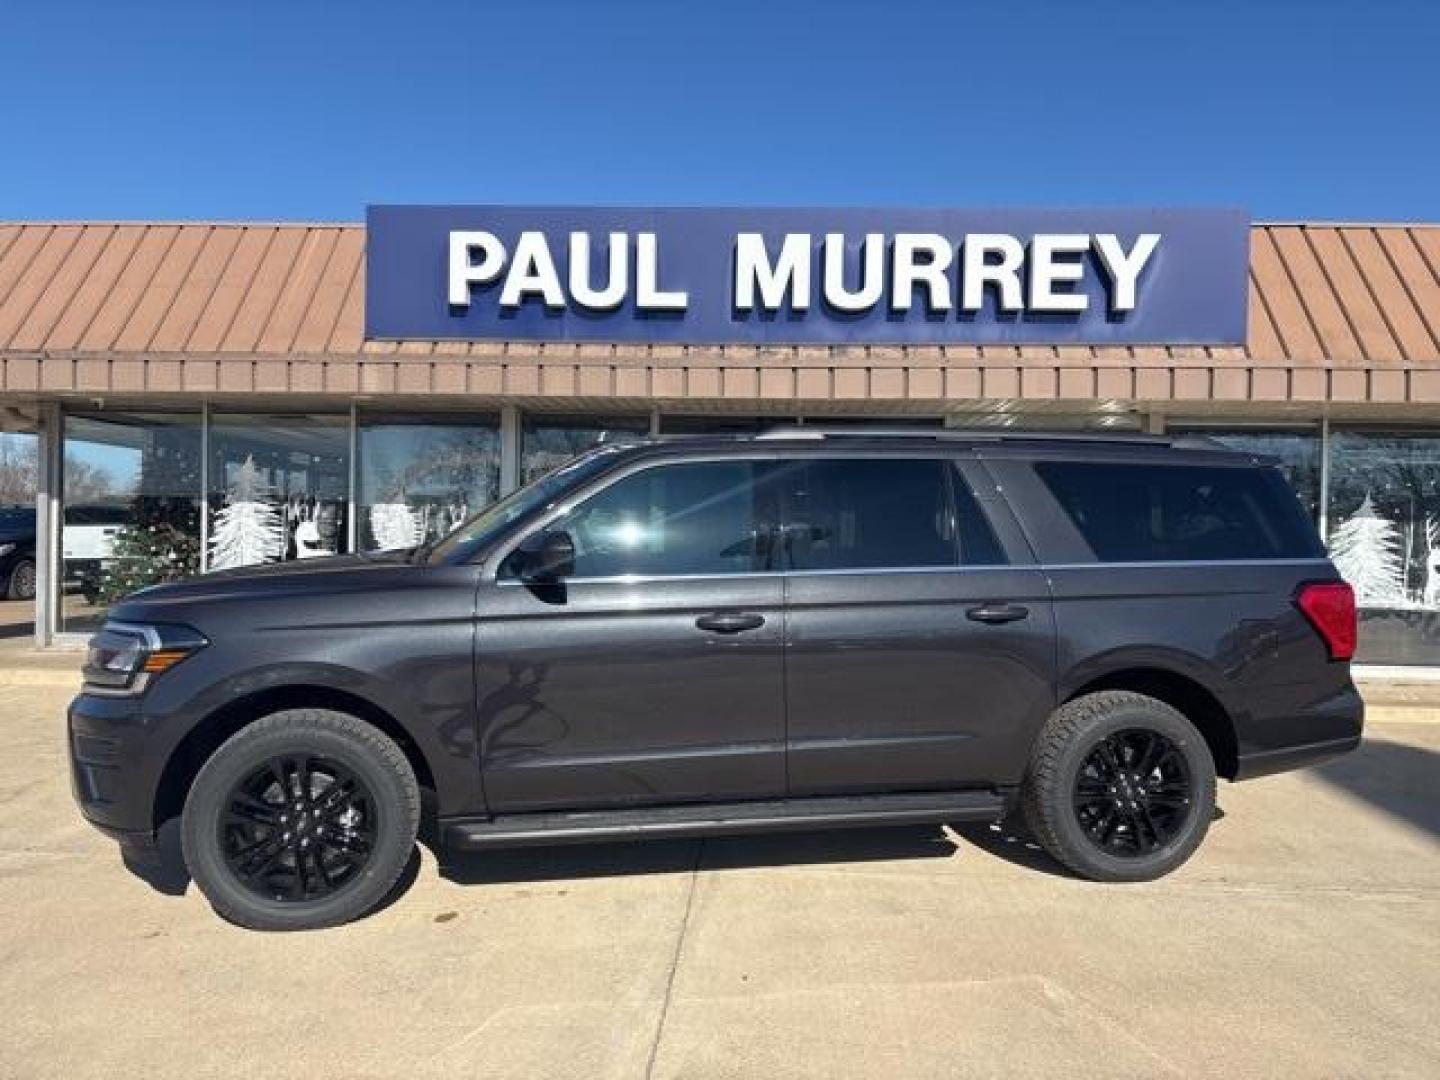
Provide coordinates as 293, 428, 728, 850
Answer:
754, 425, 1225, 448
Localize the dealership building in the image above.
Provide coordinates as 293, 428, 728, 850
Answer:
1, 209, 1439, 671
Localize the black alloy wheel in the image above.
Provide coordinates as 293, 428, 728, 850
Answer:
1071, 729, 1194, 858
221, 754, 377, 902
182, 709, 420, 930
1021, 690, 1216, 883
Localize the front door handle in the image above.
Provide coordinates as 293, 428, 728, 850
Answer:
696, 612, 766, 634
966, 603, 1029, 625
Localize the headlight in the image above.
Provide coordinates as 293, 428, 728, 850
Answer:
0, 543, 14, 556
82, 622, 208, 696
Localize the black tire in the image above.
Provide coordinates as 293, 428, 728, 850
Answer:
181, 709, 420, 931
1022, 691, 1216, 882
6, 557, 35, 600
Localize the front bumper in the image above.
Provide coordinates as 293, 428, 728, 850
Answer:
68, 692, 165, 849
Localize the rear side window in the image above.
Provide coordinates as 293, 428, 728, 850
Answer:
776, 458, 1005, 570
1035, 461, 1323, 563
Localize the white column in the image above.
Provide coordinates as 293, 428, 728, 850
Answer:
34, 402, 61, 647
1319, 415, 1331, 542
199, 401, 211, 572
347, 401, 359, 552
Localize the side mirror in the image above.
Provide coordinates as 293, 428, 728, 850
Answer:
516, 528, 576, 582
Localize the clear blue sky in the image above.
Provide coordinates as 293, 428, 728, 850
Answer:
2, 0, 1437, 222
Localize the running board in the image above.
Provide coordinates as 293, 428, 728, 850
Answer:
441, 790, 1007, 851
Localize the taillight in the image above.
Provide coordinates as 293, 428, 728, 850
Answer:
1296, 581, 1357, 661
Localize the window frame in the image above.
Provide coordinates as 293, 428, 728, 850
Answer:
488, 449, 1019, 584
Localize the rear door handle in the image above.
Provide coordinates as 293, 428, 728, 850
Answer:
695, 612, 766, 634
966, 603, 1029, 625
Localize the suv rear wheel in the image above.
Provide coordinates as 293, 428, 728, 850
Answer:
1022, 691, 1216, 882
181, 709, 420, 931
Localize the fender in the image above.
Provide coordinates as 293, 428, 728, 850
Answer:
1057, 645, 1250, 730
146, 658, 486, 819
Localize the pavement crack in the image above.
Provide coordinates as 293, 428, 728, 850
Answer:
643, 837, 704, 1080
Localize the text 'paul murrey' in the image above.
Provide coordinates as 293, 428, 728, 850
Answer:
448, 230, 1161, 316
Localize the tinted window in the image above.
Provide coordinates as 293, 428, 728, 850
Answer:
550, 461, 766, 578
1035, 461, 1324, 562
777, 458, 1002, 570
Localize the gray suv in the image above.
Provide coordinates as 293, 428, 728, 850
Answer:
69, 429, 1363, 930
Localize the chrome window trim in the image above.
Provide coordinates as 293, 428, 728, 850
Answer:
1038, 557, 1334, 571
491, 555, 1335, 588
494, 564, 1000, 587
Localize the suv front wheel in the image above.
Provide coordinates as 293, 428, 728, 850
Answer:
181, 709, 420, 931
1022, 691, 1216, 882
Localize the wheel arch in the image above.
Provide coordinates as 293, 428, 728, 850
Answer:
151, 684, 438, 831
1064, 665, 1239, 781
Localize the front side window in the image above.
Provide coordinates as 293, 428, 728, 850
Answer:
1036, 460, 1323, 563
542, 461, 768, 578
774, 458, 1001, 571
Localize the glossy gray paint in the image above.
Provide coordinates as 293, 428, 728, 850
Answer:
475, 574, 786, 812
67, 432, 1364, 853
784, 565, 1056, 793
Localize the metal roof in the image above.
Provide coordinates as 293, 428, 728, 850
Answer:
0, 222, 1435, 363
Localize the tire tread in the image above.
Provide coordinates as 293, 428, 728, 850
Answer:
1022, 690, 1215, 882
181, 708, 420, 931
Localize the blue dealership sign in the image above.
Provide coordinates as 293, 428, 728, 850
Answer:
365, 205, 1248, 346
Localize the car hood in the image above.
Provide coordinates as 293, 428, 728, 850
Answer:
107, 549, 420, 619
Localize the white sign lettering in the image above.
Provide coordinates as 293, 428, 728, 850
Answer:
446, 229, 1161, 317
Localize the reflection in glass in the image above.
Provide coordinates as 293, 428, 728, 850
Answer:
658, 415, 773, 435
61, 412, 202, 632
208, 415, 349, 569
1173, 429, 1322, 521
521, 414, 649, 484
1328, 430, 1440, 665
357, 416, 501, 550
551, 461, 764, 578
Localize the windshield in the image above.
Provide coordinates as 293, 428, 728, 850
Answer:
424, 445, 632, 564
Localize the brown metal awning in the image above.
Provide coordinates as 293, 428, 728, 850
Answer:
0, 221, 1437, 408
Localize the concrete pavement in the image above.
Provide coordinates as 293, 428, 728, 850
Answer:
1, 681, 1438, 1078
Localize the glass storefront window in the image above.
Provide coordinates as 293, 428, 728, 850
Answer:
60, 412, 202, 633
658, 415, 775, 435
1328, 430, 1440, 665
1172, 428, 1322, 522
207, 414, 349, 570
357, 415, 501, 550
520, 413, 649, 485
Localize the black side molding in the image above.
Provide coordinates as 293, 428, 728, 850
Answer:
441, 790, 1008, 851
